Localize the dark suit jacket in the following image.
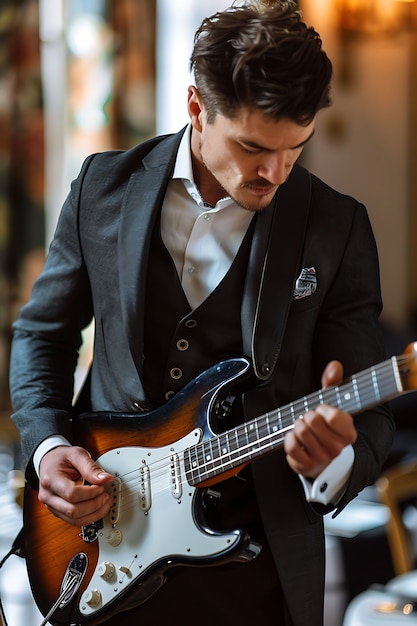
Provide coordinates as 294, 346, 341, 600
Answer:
10, 129, 394, 625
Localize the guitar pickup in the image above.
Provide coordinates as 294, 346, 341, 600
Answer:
170, 453, 182, 500
139, 463, 151, 512
107, 476, 122, 525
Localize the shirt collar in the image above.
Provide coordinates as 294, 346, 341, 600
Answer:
173, 125, 233, 209
173, 125, 195, 182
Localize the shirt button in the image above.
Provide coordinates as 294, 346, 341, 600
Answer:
188, 266, 195, 274
320, 482, 328, 493
185, 319, 197, 328
170, 367, 183, 380
177, 339, 189, 351
203, 213, 211, 221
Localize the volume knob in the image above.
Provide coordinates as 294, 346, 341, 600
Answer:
106, 528, 122, 546
97, 561, 115, 580
83, 588, 102, 608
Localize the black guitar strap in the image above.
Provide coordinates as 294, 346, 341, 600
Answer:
241, 164, 312, 380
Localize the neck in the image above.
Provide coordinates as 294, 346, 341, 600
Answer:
190, 132, 226, 207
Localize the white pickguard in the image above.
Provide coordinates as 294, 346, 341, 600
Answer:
79, 429, 241, 617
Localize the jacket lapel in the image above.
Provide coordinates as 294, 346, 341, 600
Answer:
118, 130, 185, 379
242, 164, 312, 379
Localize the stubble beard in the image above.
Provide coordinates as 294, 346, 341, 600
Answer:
199, 150, 276, 213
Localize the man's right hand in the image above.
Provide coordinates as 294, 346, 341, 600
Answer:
38, 445, 114, 527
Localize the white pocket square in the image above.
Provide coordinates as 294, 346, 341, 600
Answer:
293, 267, 317, 299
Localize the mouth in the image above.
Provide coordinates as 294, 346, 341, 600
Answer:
245, 183, 277, 197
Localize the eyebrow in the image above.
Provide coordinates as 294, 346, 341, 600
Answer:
240, 128, 316, 152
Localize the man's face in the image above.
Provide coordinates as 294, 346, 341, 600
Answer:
188, 87, 315, 212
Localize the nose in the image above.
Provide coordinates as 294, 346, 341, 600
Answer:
258, 154, 292, 186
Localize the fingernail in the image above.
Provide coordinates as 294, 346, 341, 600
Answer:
97, 472, 108, 479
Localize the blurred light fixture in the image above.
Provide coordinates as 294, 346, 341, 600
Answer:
336, 0, 417, 87
337, 0, 416, 39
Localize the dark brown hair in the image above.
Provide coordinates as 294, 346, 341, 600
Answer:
190, 0, 332, 124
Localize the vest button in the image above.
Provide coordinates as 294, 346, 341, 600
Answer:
177, 339, 189, 351
165, 390, 175, 400
185, 319, 197, 328
170, 367, 183, 380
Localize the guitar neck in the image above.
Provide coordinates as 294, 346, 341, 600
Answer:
185, 355, 404, 485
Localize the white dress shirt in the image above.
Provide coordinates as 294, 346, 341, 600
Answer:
34, 125, 354, 506
161, 125, 253, 310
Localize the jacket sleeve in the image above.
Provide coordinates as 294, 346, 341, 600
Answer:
9, 155, 96, 473
311, 198, 395, 514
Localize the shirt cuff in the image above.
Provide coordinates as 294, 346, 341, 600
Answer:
33, 435, 72, 477
299, 445, 355, 506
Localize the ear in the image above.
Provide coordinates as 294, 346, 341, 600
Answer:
187, 86, 204, 132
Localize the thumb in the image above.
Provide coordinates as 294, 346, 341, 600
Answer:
321, 360, 344, 389
73, 447, 113, 485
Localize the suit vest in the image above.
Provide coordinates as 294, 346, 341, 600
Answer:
142, 215, 256, 408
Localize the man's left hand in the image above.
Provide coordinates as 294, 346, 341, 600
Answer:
283, 361, 357, 479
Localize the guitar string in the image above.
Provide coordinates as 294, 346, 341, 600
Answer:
102, 355, 410, 519
112, 353, 408, 493
94, 354, 412, 522
112, 356, 402, 498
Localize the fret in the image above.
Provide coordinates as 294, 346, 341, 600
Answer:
377, 358, 402, 397
223, 426, 243, 468
352, 376, 360, 408
185, 446, 200, 484
236, 423, 248, 459
258, 418, 269, 443
264, 412, 271, 437
293, 398, 305, 420
201, 440, 214, 477
218, 432, 229, 461
276, 408, 283, 433
371, 367, 381, 401
245, 420, 259, 458
220, 431, 232, 468
355, 372, 374, 409
334, 385, 342, 408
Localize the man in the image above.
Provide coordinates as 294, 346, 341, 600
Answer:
9, 1, 394, 625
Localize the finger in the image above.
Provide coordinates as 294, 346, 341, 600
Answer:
284, 431, 316, 475
285, 408, 356, 474
44, 494, 112, 527
287, 415, 332, 464
321, 360, 343, 388
64, 446, 114, 486
303, 419, 347, 463
315, 405, 357, 444
284, 423, 314, 462
39, 446, 113, 511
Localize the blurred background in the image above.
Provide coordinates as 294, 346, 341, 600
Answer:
0, 1, 416, 625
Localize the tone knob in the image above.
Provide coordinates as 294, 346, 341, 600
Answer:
97, 561, 115, 580
83, 588, 102, 608
106, 528, 122, 546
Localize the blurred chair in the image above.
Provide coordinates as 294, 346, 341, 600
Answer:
376, 460, 417, 577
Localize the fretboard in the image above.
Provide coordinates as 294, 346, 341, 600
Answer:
185, 355, 402, 485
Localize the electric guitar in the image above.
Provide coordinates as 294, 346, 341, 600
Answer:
23, 343, 417, 625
